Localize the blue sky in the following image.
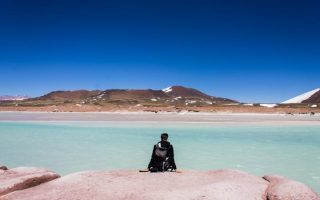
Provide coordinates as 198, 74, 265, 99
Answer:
0, 0, 319, 103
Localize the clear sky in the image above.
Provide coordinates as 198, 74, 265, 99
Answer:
0, 0, 319, 103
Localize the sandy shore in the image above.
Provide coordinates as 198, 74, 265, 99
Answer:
0, 111, 319, 125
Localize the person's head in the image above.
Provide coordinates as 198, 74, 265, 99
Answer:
161, 133, 168, 141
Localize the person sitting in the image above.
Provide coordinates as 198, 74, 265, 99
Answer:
148, 133, 177, 172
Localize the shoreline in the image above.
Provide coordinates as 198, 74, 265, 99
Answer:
1, 104, 319, 114
0, 111, 319, 125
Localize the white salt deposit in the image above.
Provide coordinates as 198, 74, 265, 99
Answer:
185, 100, 197, 106
185, 100, 197, 104
282, 88, 320, 104
260, 104, 277, 108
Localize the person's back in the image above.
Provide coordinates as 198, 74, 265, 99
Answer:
148, 133, 177, 172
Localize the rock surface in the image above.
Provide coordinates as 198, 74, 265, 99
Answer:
264, 175, 320, 200
0, 167, 60, 197
2, 169, 269, 200
0, 166, 8, 170
1, 168, 319, 200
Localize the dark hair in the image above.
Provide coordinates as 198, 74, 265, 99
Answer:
161, 133, 169, 140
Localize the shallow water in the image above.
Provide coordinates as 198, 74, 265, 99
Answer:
0, 121, 320, 192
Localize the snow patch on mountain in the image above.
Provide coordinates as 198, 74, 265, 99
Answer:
162, 87, 173, 93
282, 88, 320, 104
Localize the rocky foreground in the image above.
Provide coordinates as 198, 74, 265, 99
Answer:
0, 165, 319, 200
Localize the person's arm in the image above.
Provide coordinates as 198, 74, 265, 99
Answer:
169, 145, 177, 170
147, 145, 156, 169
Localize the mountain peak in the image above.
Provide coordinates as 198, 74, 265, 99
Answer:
162, 86, 219, 101
162, 86, 190, 93
282, 88, 320, 104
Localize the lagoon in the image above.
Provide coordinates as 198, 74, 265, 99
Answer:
1, 119, 320, 192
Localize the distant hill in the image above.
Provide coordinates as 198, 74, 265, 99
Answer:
2, 86, 320, 113
282, 88, 320, 104
162, 86, 211, 98
36, 90, 101, 101
26, 85, 237, 106
0, 95, 30, 101
162, 86, 236, 104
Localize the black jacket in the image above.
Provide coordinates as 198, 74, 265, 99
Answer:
148, 141, 177, 170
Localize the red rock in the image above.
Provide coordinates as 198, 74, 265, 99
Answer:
0, 167, 60, 197
263, 175, 320, 200
2, 169, 268, 200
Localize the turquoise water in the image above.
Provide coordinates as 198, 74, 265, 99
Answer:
0, 121, 320, 192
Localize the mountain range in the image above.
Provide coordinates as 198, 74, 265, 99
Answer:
1, 86, 320, 109
30, 85, 237, 106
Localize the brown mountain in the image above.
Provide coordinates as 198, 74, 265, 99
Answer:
162, 86, 236, 103
36, 90, 101, 101
21, 86, 237, 107
162, 86, 211, 98
101, 89, 168, 100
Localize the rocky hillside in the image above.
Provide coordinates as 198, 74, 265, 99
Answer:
35, 90, 101, 101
